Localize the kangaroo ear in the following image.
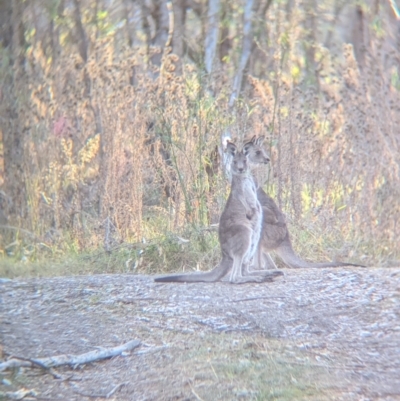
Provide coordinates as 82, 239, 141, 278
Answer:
256, 135, 265, 146
243, 140, 253, 156
221, 132, 232, 150
226, 141, 237, 156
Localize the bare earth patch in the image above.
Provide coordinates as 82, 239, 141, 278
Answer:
1, 267, 400, 400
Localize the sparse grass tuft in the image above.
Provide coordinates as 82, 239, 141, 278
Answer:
167, 333, 338, 401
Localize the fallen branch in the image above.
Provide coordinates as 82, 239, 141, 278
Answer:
6, 355, 66, 379
0, 340, 141, 372
0, 388, 37, 400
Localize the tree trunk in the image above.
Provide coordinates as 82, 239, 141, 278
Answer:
1, 0, 26, 219
50, 0, 65, 65
204, 0, 221, 75
351, 4, 367, 69
172, 0, 186, 73
387, 0, 400, 58
304, 0, 319, 87
150, 0, 170, 67
229, 0, 255, 108
0, 0, 12, 49
0, 0, 12, 190
73, 0, 89, 62
219, 2, 231, 65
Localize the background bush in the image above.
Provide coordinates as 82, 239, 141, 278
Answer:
0, 0, 399, 275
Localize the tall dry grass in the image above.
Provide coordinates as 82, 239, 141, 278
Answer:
0, 1, 399, 275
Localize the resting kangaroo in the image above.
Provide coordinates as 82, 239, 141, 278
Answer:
246, 136, 364, 269
154, 139, 283, 283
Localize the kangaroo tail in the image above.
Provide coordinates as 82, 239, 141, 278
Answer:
275, 240, 366, 269
154, 257, 232, 283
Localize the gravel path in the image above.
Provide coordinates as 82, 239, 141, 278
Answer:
1, 267, 399, 400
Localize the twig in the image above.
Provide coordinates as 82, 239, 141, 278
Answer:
0, 340, 141, 372
189, 383, 204, 401
136, 345, 168, 355
45, 369, 64, 380
106, 383, 126, 398
5, 354, 65, 379
0, 225, 40, 240
1, 388, 37, 400
232, 296, 287, 303
209, 361, 219, 380
116, 297, 162, 304
199, 224, 219, 232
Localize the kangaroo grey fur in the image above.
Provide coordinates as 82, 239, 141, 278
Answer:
154, 139, 283, 283
247, 136, 365, 269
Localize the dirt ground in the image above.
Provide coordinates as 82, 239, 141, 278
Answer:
1, 267, 400, 401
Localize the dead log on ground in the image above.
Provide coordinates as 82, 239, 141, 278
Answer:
0, 339, 141, 372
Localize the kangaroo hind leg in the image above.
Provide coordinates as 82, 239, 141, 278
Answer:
231, 255, 283, 284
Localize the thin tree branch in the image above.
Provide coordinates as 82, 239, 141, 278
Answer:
0, 340, 141, 372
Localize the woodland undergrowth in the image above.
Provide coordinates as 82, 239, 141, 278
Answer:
0, 9, 399, 277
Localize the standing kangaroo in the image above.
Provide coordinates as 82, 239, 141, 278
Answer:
154, 140, 283, 283
246, 136, 364, 269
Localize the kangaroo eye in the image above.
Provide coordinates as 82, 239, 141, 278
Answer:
256, 151, 261, 155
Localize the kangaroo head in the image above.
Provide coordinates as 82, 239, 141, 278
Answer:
243, 135, 270, 167
226, 141, 249, 175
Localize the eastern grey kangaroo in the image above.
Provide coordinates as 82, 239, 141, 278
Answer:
246, 136, 364, 269
154, 139, 283, 283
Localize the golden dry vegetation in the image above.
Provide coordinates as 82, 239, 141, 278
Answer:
0, 0, 399, 276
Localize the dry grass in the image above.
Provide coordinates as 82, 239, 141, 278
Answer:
0, 1, 399, 276
1, 330, 334, 401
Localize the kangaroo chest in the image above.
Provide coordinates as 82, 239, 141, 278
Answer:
222, 176, 261, 227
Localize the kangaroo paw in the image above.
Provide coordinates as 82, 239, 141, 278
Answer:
230, 270, 284, 284
259, 270, 284, 282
